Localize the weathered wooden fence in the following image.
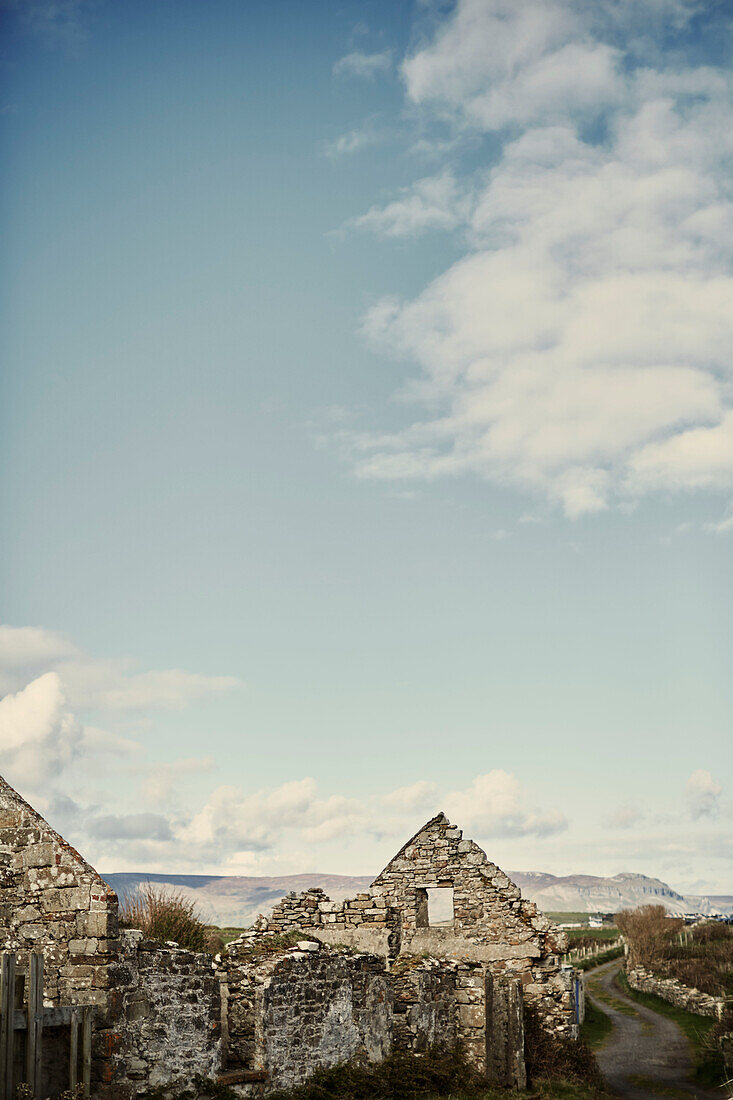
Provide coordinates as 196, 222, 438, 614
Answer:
0, 952, 92, 1099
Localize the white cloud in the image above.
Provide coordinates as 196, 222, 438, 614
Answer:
443, 770, 567, 838
704, 503, 733, 534
325, 126, 384, 159
341, 0, 733, 516
334, 50, 392, 80
347, 172, 472, 238
177, 778, 371, 862
0, 672, 81, 794
0, 625, 240, 712
402, 0, 623, 130
382, 780, 439, 811
685, 769, 722, 820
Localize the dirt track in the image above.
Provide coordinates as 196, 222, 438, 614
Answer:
584, 959, 721, 1099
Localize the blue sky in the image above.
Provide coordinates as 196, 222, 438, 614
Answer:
1, 0, 731, 894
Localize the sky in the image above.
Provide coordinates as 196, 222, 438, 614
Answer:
1, 0, 731, 897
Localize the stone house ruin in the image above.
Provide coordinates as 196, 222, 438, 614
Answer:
0, 776, 580, 1096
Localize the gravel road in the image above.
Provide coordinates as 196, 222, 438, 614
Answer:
584, 959, 722, 1099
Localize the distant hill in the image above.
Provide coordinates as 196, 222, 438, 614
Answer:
104, 872, 372, 926
103, 868, 733, 927
507, 870, 733, 917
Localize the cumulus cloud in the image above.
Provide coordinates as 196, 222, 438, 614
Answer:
685, 769, 722, 820
347, 172, 473, 238
0, 672, 82, 795
382, 780, 439, 812
341, 0, 733, 516
443, 770, 567, 838
178, 778, 372, 863
333, 50, 392, 80
0, 625, 240, 711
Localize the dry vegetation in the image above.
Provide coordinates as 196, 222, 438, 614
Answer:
119, 882, 222, 953
616, 905, 733, 997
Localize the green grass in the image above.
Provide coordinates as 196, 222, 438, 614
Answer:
615, 970, 726, 1091
565, 929, 620, 944
580, 999, 614, 1050
546, 912, 594, 925
215, 926, 248, 946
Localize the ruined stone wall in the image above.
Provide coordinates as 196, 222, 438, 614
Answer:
266, 815, 574, 1041
0, 777, 120, 1013
390, 957, 458, 1053
0, 776, 223, 1099
263, 887, 400, 956
372, 814, 573, 1039
96, 931, 221, 1097
225, 937, 391, 1091
626, 966, 725, 1019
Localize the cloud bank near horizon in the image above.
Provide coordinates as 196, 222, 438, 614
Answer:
339, 0, 733, 519
0, 624, 728, 891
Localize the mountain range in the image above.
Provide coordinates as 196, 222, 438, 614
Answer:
103, 869, 733, 927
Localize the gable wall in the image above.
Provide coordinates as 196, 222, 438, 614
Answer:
0, 777, 119, 1010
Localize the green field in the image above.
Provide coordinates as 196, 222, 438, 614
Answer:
565, 928, 619, 942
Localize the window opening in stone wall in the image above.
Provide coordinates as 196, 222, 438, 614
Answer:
414, 887, 429, 928
426, 887, 454, 927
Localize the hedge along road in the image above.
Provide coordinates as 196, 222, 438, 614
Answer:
584, 959, 720, 1099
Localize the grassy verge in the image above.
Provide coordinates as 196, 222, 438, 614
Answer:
615, 970, 726, 1091
580, 999, 614, 1050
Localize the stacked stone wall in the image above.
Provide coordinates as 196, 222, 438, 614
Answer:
626, 966, 725, 1019
225, 937, 391, 1091
264, 888, 400, 956
390, 957, 457, 1052
0, 775, 222, 1098
96, 931, 221, 1097
0, 777, 119, 1012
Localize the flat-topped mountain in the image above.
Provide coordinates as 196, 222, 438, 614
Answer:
103, 868, 732, 927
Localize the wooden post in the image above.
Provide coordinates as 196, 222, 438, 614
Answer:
81, 1006, 92, 1098
26, 952, 43, 1096
69, 1008, 79, 1088
1, 954, 16, 1100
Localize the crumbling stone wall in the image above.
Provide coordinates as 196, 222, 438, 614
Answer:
225, 937, 391, 1090
97, 931, 221, 1095
261, 887, 400, 956
266, 814, 575, 1042
390, 957, 458, 1053
0, 776, 119, 1011
0, 775, 221, 1099
626, 966, 725, 1019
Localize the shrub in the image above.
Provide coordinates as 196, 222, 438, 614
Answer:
264, 1047, 488, 1100
524, 1007, 605, 1094
616, 909, 733, 996
119, 882, 209, 952
615, 905, 682, 968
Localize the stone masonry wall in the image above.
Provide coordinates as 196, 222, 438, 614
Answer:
225, 936, 391, 1091
0, 774, 222, 1099
390, 957, 457, 1053
265, 814, 574, 1043
261, 888, 400, 957
0, 777, 120, 1011
627, 966, 726, 1019
96, 931, 221, 1097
